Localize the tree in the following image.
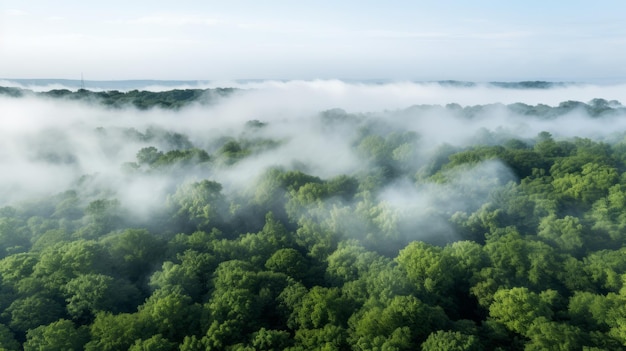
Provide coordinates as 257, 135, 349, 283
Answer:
421, 330, 482, 351
524, 317, 584, 351
3, 295, 66, 334
168, 180, 227, 231
0, 323, 19, 351
265, 248, 308, 281
128, 334, 177, 351
292, 287, 353, 329
482, 227, 530, 285
85, 312, 146, 351
538, 214, 585, 254
488, 287, 552, 335
0, 253, 37, 290
250, 328, 292, 351
78, 199, 122, 238
568, 291, 622, 331
103, 229, 165, 283
32, 240, 112, 292
149, 250, 216, 301
23, 319, 89, 351
0, 215, 30, 258
396, 241, 458, 298
203, 288, 260, 349
583, 248, 626, 292
290, 324, 348, 351
138, 288, 202, 340
136, 146, 164, 166
63, 273, 141, 322
325, 242, 381, 286
552, 163, 618, 205
350, 295, 448, 349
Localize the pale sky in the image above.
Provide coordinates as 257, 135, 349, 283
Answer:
1, 1, 625, 82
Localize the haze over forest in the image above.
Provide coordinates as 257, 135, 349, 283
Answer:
0, 79, 626, 350
3, 0, 626, 350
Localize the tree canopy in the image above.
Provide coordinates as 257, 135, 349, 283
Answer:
1, 87, 626, 349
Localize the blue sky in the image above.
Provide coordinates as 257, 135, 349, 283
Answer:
1, 1, 625, 82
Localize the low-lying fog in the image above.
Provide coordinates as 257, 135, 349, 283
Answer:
1, 80, 625, 230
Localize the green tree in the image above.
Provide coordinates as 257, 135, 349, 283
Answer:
149, 250, 216, 301
524, 317, 583, 351
488, 287, 553, 335
552, 163, 618, 205
85, 312, 146, 351
289, 324, 348, 351
325, 242, 381, 286
265, 248, 308, 281
568, 291, 623, 331
350, 295, 448, 349
78, 199, 122, 238
583, 248, 626, 292
3, 295, 66, 334
292, 287, 353, 329
250, 328, 292, 351
104, 229, 166, 282
0, 323, 19, 351
420, 330, 482, 351
138, 288, 202, 340
0, 215, 30, 258
33, 240, 112, 292
23, 319, 89, 351
63, 273, 141, 322
136, 146, 164, 165
0, 253, 37, 290
168, 180, 227, 231
538, 214, 585, 253
128, 334, 177, 351
396, 241, 458, 299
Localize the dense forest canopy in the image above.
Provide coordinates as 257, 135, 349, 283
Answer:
1, 81, 626, 350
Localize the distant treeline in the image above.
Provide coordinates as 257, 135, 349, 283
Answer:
0, 86, 236, 109
1, 84, 624, 118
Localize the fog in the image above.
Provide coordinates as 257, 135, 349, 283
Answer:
1, 80, 625, 242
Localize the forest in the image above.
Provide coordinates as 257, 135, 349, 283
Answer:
1, 83, 626, 350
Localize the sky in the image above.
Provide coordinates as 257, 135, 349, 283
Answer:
1, 1, 625, 82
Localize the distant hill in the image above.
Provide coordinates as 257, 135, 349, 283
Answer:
0, 85, 236, 109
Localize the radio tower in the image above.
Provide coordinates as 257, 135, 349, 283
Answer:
80, 73, 85, 90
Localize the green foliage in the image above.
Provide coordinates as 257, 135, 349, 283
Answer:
0, 324, 20, 351
350, 295, 448, 348
3, 295, 66, 333
128, 334, 177, 351
396, 241, 458, 297
85, 312, 146, 351
103, 229, 166, 282
265, 248, 308, 281
169, 180, 228, 231
23, 319, 89, 351
488, 287, 553, 335
421, 330, 482, 351
250, 328, 292, 351
63, 274, 141, 322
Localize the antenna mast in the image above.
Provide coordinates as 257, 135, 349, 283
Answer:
81, 73, 85, 90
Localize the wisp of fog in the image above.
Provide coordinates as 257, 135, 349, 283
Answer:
1, 80, 625, 241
